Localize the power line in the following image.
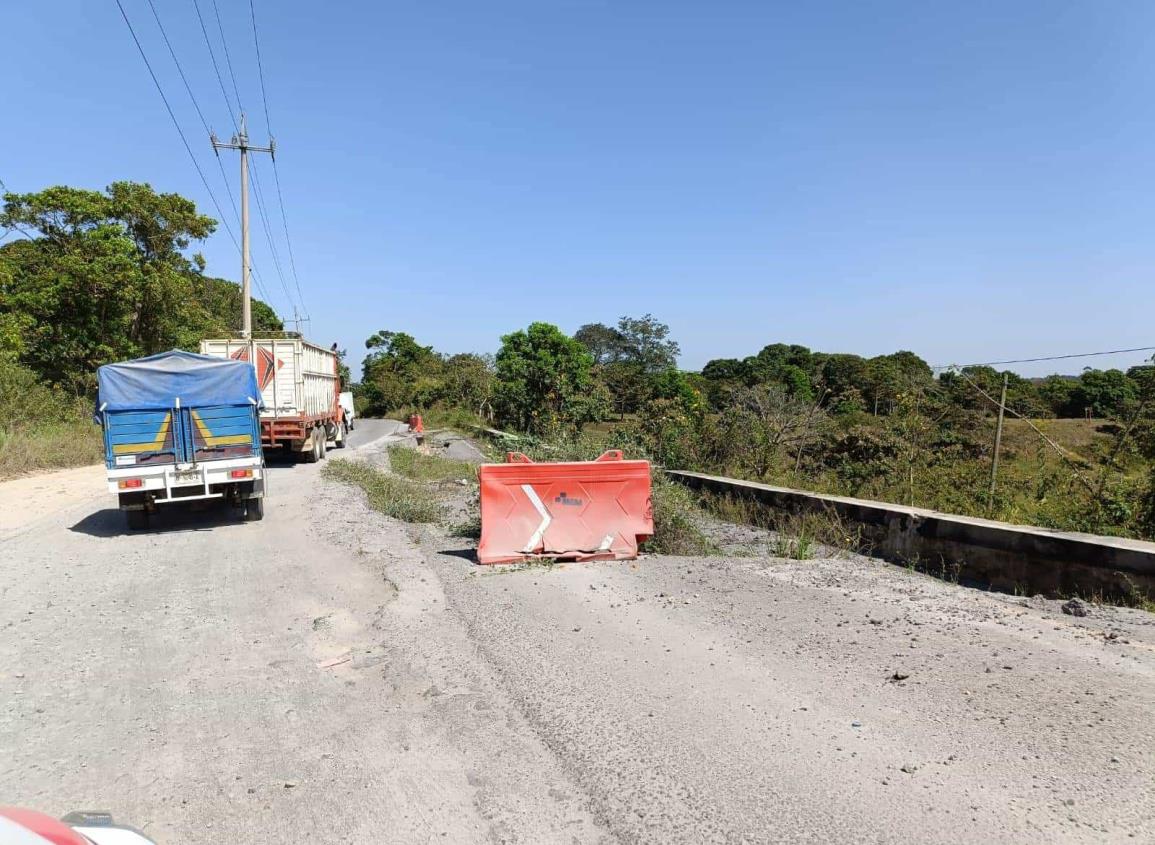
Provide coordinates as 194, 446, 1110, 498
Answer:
190, 0, 238, 131
197, 0, 297, 318
249, 0, 308, 318
211, 0, 245, 118
142, 0, 277, 311
933, 346, 1155, 372
953, 367, 1096, 495
249, 157, 299, 315
112, 0, 243, 265
188, 0, 293, 317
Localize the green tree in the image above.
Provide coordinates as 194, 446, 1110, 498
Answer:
615, 314, 680, 374
494, 322, 602, 433
442, 353, 495, 419
360, 331, 442, 414
1070, 368, 1138, 419
574, 323, 627, 365
1036, 375, 1077, 417
0, 181, 279, 393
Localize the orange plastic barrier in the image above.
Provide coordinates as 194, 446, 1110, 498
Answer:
408, 414, 424, 434
477, 450, 653, 565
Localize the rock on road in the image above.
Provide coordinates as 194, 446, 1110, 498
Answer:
2, 419, 1154, 844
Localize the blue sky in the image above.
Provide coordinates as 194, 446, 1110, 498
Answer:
3, 1, 1154, 376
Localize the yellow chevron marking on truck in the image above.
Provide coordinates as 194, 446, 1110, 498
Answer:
112, 413, 172, 455
191, 410, 252, 448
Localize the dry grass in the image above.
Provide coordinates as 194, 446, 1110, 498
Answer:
643, 475, 718, 556
697, 490, 870, 559
0, 420, 103, 480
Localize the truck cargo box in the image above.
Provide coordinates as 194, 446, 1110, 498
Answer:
199, 335, 343, 457
199, 336, 338, 421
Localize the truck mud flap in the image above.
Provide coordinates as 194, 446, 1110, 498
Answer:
477, 450, 653, 565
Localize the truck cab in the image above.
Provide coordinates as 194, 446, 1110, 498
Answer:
97, 350, 266, 530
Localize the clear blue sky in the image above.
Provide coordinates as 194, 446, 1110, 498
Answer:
3, 1, 1154, 377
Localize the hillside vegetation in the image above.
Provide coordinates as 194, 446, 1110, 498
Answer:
0, 181, 281, 478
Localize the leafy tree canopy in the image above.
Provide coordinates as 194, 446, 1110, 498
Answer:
494, 321, 603, 433
0, 181, 280, 393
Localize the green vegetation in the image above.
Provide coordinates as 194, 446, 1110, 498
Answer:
322, 459, 442, 523
645, 476, 717, 556
358, 331, 494, 424
0, 181, 281, 477
0, 357, 102, 478
353, 316, 1155, 542
387, 445, 474, 483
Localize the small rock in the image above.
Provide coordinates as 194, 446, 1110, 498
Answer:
1110, 756, 1120, 763
283, 781, 298, 789
868, 618, 883, 626
572, 626, 582, 633
1061, 598, 1089, 617
851, 721, 862, 728
901, 763, 918, 774
889, 671, 910, 682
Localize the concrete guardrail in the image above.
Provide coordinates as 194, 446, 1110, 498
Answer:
667, 469, 1155, 601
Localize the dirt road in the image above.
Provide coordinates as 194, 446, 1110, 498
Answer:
2, 422, 1154, 843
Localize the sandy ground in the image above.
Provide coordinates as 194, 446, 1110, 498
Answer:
0, 463, 105, 538
2, 424, 1154, 843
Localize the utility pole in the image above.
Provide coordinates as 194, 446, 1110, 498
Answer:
987, 372, 1009, 515
211, 114, 274, 338
291, 306, 310, 335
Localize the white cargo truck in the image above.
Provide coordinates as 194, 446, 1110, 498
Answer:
199, 334, 345, 461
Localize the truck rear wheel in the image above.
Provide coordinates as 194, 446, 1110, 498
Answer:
318, 433, 327, 460
243, 497, 265, 522
304, 432, 321, 463
125, 509, 150, 531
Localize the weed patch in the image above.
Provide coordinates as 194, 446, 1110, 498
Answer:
644, 476, 717, 556
697, 490, 870, 559
388, 445, 475, 483
0, 419, 103, 479
324, 459, 442, 523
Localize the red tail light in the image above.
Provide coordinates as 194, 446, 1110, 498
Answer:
230, 469, 253, 479
118, 478, 143, 490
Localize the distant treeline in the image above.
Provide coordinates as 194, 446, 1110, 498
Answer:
355, 316, 1155, 541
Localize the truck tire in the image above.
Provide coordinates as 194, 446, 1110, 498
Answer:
318, 434, 327, 460
125, 509, 149, 531
243, 497, 265, 522
304, 432, 320, 463
336, 425, 347, 448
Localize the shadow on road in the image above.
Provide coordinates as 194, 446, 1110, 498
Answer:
70, 500, 251, 538
438, 548, 479, 563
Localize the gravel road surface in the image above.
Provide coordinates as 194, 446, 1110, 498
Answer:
2, 421, 1153, 843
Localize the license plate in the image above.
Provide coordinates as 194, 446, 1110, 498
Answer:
174, 470, 200, 484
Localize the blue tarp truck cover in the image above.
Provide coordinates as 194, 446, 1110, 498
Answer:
96, 350, 262, 413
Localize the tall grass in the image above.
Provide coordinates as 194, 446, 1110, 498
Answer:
0, 420, 103, 478
645, 475, 717, 556
0, 357, 103, 479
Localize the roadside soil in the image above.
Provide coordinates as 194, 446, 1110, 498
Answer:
3, 424, 1153, 843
